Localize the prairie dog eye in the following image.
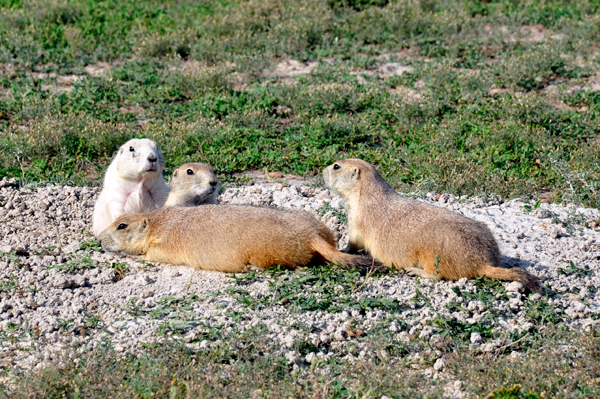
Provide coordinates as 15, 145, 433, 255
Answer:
333, 164, 341, 170
129, 146, 135, 152
187, 169, 194, 175
117, 223, 128, 230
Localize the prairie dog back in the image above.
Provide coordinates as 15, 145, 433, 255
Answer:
164, 163, 219, 207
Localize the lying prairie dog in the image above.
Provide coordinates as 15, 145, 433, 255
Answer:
98, 205, 380, 273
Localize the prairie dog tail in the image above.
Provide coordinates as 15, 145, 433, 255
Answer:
480, 265, 542, 292
311, 237, 383, 272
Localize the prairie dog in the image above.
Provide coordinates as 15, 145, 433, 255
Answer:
164, 163, 219, 207
323, 158, 541, 291
92, 139, 169, 237
98, 205, 376, 272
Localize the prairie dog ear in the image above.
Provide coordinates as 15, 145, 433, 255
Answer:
173, 169, 179, 178
119, 147, 124, 154
351, 167, 361, 179
138, 218, 150, 232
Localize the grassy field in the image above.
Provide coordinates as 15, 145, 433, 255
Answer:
1, 0, 600, 397
0, 0, 599, 205
5, 266, 600, 398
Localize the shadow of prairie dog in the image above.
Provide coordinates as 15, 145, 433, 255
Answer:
323, 158, 541, 291
98, 205, 378, 273
92, 139, 169, 237
165, 163, 219, 207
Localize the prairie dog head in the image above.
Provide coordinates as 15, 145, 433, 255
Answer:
97, 214, 152, 256
166, 163, 219, 206
323, 158, 372, 200
114, 139, 165, 180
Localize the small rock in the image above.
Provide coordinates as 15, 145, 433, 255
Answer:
268, 171, 284, 179
509, 297, 523, 308
505, 281, 524, 293
546, 225, 564, 239
283, 335, 295, 348
530, 208, 551, 219
565, 293, 581, 302
334, 328, 348, 341
0, 245, 13, 254
418, 326, 434, 339
319, 332, 332, 345
71, 275, 87, 288
470, 332, 482, 344
479, 342, 496, 352
284, 351, 301, 365
433, 358, 444, 372
51, 275, 72, 289
305, 352, 316, 364
344, 328, 365, 338
93, 269, 116, 284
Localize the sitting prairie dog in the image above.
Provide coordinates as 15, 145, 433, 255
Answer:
98, 205, 378, 272
164, 163, 219, 207
92, 139, 169, 237
323, 158, 541, 291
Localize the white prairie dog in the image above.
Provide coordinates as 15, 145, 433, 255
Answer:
92, 138, 169, 237
164, 163, 219, 207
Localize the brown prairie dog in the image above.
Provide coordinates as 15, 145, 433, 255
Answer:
323, 158, 541, 291
92, 139, 169, 237
98, 205, 377, 273
164, 163, 219, 207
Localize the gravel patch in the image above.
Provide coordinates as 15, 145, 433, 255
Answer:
0, 176, 599, 377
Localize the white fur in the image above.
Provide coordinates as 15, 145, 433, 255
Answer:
92, 139, 169, 237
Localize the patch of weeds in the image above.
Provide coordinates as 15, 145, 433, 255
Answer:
148, 294, 201, 322
0, 274, 18, 294
157, 319, 199, 335
521, 200, 542, 214
447, 327, 600, 398
82, 312, 101, 329
111, 262, 129, 281
432, 314, 496, 342
252, 264, 402, 313
226, 287, 256, 307
57, 318, 74, 332
230, 270, 261, 286
124, 298, 144, 317
523, 297, 565, 326
486, 385, 541, 399
78, 239, 102, 252
35, 245, 57, 256
557, 261, 593, 277
52, 251, 95, 274
319, 202, 347, 224
452, 276, 509, 303
445, 300, 467, 313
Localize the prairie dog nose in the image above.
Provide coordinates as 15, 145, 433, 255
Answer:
147, 153, 157, 162
209, 180, 217, 187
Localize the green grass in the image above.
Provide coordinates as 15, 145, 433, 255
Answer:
3, 322, 599, 398
0, 0, 598, 205
2, 263, 599, 397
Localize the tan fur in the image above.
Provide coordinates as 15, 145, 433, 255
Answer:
97, 205, 376, 272
164, 163, 219, 207
323, 159, 541, 291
